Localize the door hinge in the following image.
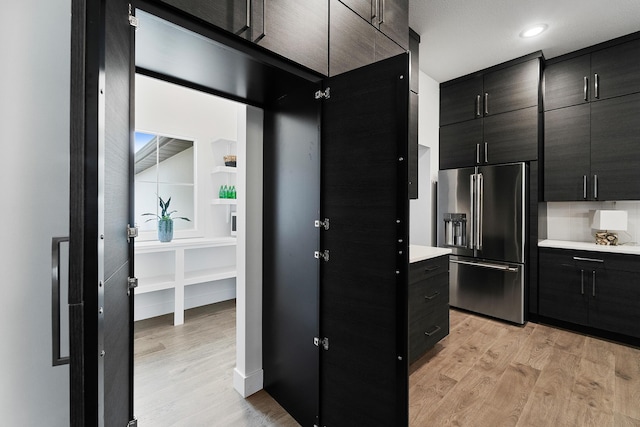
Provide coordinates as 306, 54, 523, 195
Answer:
127, 224, 139, 243
128, 4, 139, 28
314, 218, 330, 230
127, 418, 138, 427
314, 88, 330, 100
127, 277, 138, 296
314, 337, 329, 350
314, 250, 329, 262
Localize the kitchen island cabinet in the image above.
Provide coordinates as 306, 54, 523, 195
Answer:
538, 244, 640, 341
409, 246, 451, 363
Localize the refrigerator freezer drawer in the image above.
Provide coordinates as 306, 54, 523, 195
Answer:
449, 256, 525, 324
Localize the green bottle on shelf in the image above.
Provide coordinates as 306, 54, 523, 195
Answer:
220, 185, 227, 199
230, 185, 236, 199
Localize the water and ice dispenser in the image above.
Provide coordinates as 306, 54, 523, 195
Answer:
443, 213, 466, 247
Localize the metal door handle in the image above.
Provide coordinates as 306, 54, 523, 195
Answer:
424, 265, 440, 273
594, 73, 599, 99
470, 174, 476, 249
477, 173, 483, 251
476, 144, 480, 164
372, 0, 377, 20
593, 174, 598, 199
583, 76, 588, 101
484, 93, 489, 115
51, 236, 70, 367
583, 175, 587, 199
580, 269, 584, 295
379, 0, 385, 24
424, 325, 442, 337
592, 270, 596, 297
253, 0, 266, 42
476, 95, 481, 117
484, 142, 488, 163
572, 256, 604, 263
451, 259, 518, 272
424, 291, 440, 301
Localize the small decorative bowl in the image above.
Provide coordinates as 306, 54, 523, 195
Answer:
224, 155, 236, 167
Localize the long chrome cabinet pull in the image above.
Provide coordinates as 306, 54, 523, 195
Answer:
484, 142, 488, 163
477, 173, 483, 251
594, 73, 599, 99
592, 270, 596, 297
253, 0, 266, 42
573, 256, 604, 263
245, 0, 250, 30
583, 175, 588, 199
593, 174, 598, 199
484, 93, 489, 115
583, 76, 588, 101
372, 0, 377, 20
51, 236, 70, 367
451, 259, 519, 272
476, 95, 481, 117
580, 269, 585, 294
476, 144, 480, 164
379, 0, 385, 24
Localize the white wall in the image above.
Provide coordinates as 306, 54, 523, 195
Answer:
410, 71, 440, 246
544, 201, 640, 245
0, 0, 71, 424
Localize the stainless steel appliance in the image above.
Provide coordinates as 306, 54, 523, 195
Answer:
438, 163, 526, 324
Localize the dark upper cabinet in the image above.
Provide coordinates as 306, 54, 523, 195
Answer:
544, 86, 640, 201
539, 248, 640, 340
339, 0, 408, 49
439, 57, 541, 169
590, 93, 640, 201
252, 0, 329, 75
330, 0, 404, 76
544, 104, 591, 201
157, 0, 249, 35
544, 37, 640, 111
440, 58, 540, 126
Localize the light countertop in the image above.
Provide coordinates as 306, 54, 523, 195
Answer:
538, 239, 640, 256
409, 245, 452, 263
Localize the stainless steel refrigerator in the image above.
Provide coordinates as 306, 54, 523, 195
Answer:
437, 162, 526, 324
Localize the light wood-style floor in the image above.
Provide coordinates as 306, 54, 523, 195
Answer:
135, 301, 640, 427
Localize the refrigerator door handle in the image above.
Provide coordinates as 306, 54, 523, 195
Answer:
477, 173, 483, 251
451, 259, 519, 272
51, 236, 70, 367
469, 173, 476, 249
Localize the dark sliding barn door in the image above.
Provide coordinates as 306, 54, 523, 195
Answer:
319, 54, 410, 426
72, 0, 135, 425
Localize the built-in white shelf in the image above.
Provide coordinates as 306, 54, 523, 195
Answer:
211, 198, 237, 205
212, 166, 237, 174
134, 237, 237, 324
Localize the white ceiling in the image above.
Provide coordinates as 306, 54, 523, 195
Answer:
409, 0, 640, 83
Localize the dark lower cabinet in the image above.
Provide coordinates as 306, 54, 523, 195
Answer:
409, 255, 449, 363
539, 248, 640, 340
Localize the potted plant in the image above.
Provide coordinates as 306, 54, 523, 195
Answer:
143, 195, 190, 242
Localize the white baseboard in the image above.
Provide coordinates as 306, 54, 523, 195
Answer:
233, 367, 263, 398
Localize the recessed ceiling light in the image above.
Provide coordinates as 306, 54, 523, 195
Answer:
520, 24, 548, 38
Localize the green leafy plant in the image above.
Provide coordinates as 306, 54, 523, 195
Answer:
142, 195, 191, 222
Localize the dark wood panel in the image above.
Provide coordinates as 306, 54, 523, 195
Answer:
439, 119, 482, 169
329, 0, 375, 76
440, 76, 483, 125
375, 30, 405, 62
158, 0, 249, 35
483, 106, 538, 164
591, 38, 640, 101
320, 54, 409, 427
590, 269, 640, 339
543, 104, 591, 201
378, 0, 408, 49
409, 256, 449, 284
409, 308, 448, 363
408, 91, 418, 199
338, 0, 373, 22
483, 58, 540, 116
408, 274, 448, 320
543, 54, 591, 111
409, 28, 419, 94
528, 161, 539, 318
590, 93, 640, 201
256, 0, 329, 75
263, 77, 321, 427
538, 250, 589, 326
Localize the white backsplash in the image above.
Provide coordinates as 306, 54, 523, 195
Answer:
544, 201, 640, 245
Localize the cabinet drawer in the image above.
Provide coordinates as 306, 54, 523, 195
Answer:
409, 307, 449, 363
409, 273, 448, 316
409, 255, 449, 284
